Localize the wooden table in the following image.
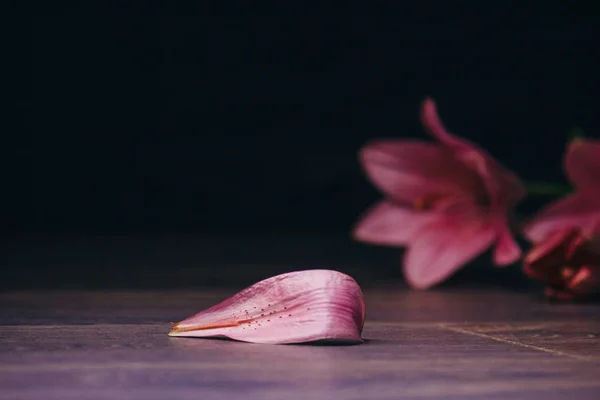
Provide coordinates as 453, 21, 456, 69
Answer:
1, 288, 600, 400
1, 234, 600, 399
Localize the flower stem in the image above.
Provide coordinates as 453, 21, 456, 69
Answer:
525, 181, 572, 196
568, 126, 585, 142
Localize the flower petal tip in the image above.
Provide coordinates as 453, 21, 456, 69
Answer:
422, 96, 436, 107
404, 277, 434, 291
493, 238, 522, 267
420, 97, 437, 120
168, 270, 366, 345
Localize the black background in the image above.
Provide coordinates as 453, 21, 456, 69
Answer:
5, 8, 600, 289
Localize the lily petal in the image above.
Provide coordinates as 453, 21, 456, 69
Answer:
352, 200, 435, 246
522, 228, 576, 282
420, 97, 526, 211
523, 194, 600, 243
467, 153, 526, 211
567, 265, 600, 296
420, 97, 473, 153
403, 213, 496, 289
493, 221, 522, 266
169, 270, 366, 345
359, 140, 482, 204
565, 139, 600, 199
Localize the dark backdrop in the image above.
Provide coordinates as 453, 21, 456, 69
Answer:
4, 9, 600, 289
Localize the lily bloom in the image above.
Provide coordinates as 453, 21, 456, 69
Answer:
523, 227, 600, 300
522, 139, 600, 300
169, 270, 366, 345
524, 139, 600, 242
353, 98, 526, 289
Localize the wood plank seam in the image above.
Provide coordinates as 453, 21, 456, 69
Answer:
439, 324, 597, 362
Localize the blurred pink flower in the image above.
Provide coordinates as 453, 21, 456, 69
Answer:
524, 139, 600, 242
353, 98, 526, 289
522, 139, 600, 300
169, 270, 366, 345
523, 227, 600, 300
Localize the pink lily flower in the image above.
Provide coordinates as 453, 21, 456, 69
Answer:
169, 270, 366, 345
353, 97, 526, 289
523, 227, 600, 300
522, 139, 600, 300
524, 139, 600, 243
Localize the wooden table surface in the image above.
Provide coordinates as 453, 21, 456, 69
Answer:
1, 288, 599, 400
1, 234, 600, 399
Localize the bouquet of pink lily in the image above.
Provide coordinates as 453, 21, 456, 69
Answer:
352, 97, 600, 301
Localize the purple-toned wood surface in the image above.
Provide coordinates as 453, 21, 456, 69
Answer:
1, 289, 600, 400
1, 234, 600, 399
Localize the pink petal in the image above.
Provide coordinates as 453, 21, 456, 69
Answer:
523, 194, 600, 243
492, 219, 522, 266
567, 265, 600, 296
465, 153, 526, 210
565, 139, 600, 199
523, 228, 575, 268
168, 270, 366, 345
403, 212, 496, 289
420, 97, 474, 153
420, 97, 526, 211
352, 200, 435, 246
359, 140, 483, 204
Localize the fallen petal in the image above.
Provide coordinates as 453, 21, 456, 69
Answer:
169, 270, 366, 345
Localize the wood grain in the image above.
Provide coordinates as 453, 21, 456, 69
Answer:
1, 289, 600, 399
